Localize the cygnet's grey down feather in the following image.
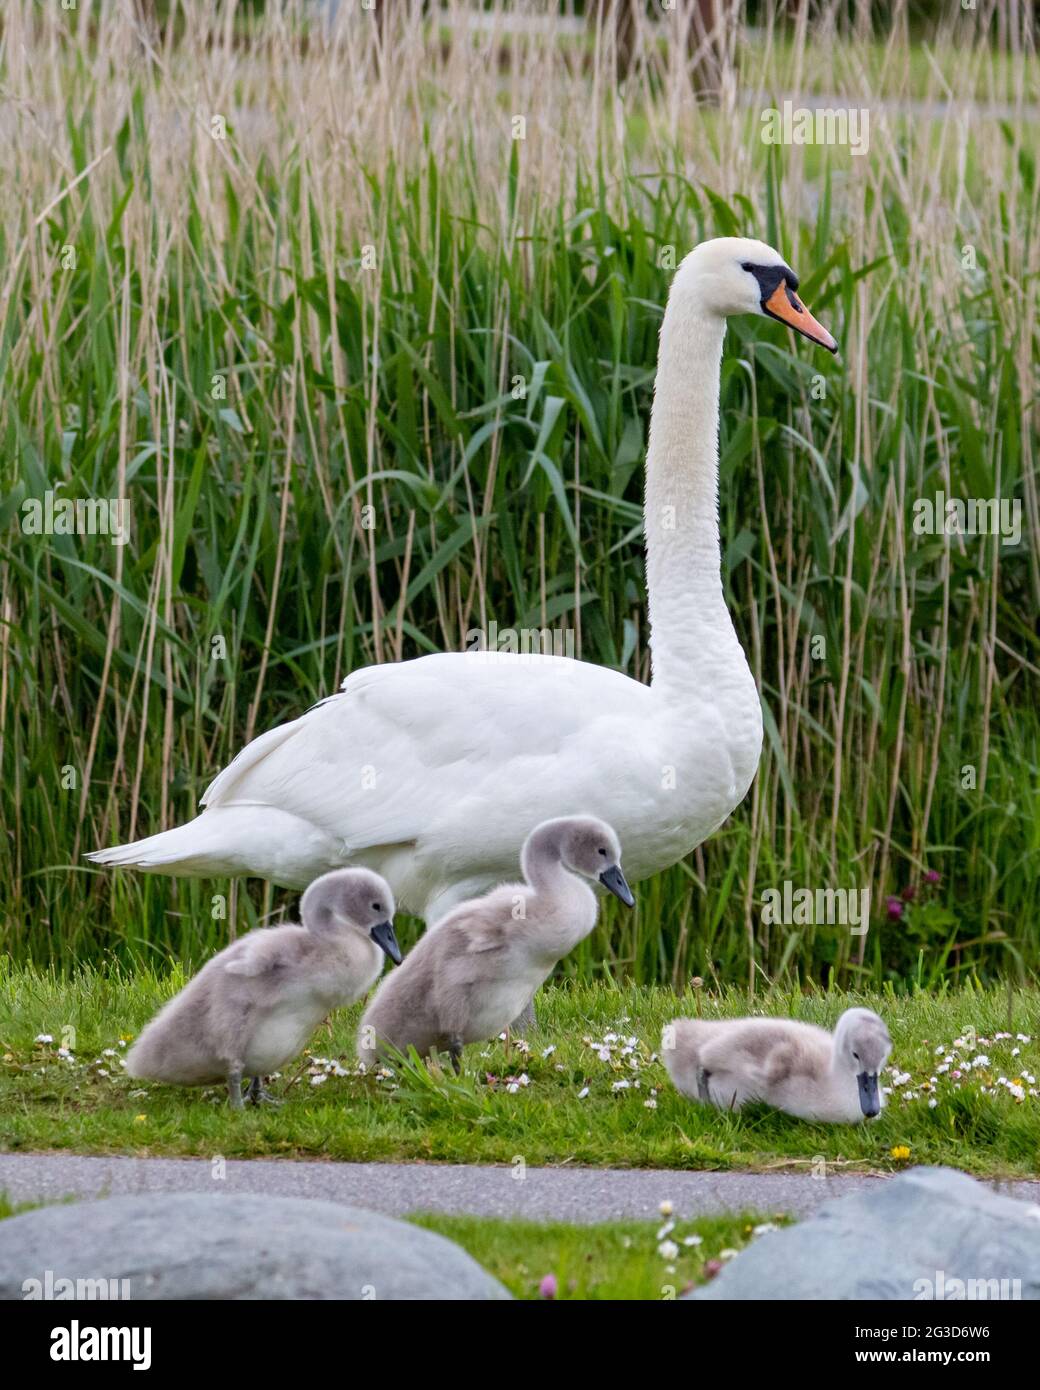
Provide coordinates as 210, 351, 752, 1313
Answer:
359, 816, 634, 1071
661, 1007, 892, 1123
126, 868, 400, 1108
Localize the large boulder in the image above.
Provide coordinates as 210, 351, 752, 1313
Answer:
0, 1193, 511, 1301
687, 1166, 1040, 1300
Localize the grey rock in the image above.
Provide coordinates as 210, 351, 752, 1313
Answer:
0, 1193, 511, 1301
687, 1166, 1040, 1300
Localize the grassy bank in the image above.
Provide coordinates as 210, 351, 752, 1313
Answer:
1, 0, 1037, 984
2, 970, 1037, 1176
0, 1189, 777, 1300
409, 1210, 781, 1299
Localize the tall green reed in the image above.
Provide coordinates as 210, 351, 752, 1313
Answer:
0, 1, 1036, 985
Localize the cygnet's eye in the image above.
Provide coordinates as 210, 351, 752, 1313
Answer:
372, 902, 382, 912
852, 1051, 860, 1062
598, 847, 607, 857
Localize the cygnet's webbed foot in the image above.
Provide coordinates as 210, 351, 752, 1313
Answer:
246, 1075, 283, 1106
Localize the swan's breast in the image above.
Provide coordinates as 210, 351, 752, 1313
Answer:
463, 975, 543, 1044
243, 1003, 323, 1074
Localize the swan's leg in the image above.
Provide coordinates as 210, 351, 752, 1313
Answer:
697, 1067, 712, 1103
510, 995, 538, 1034
246, 1075, 283, 1106
227, 1065, 245, 1110
448, 1036, 464, 1076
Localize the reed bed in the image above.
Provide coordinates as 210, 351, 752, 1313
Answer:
0, 1, 1037, 987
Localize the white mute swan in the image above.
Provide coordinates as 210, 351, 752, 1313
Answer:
89, 238, 836, 924
358, 815, 633, 1071
662, 1007, 892, 1123
125, 868, 400, 1109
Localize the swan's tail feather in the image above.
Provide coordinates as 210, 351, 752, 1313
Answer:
86, 806, 345, 889
86, 818, 235, 876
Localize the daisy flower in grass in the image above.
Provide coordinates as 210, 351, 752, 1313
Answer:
885, 1030, 1037, 1110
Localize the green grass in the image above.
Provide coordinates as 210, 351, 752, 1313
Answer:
0, 1192, 41, 1221
1, 2, 1038, 985
0, 1187, 777, 1300
2, 968, 1037, 1177
409, 1210, 781, 1300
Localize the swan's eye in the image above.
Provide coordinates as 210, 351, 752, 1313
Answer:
372, 902, 382, 912
598, 848, 607, 856
852, 1051, 860, 1061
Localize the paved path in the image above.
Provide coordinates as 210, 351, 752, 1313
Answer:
1, 1153, 1037, 1222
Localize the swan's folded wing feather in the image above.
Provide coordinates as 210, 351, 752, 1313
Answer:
440, 940, 509, 1001
437, 896, 515, 960
198, 651, 648, 852
697, 1023, 820, 1100
222, 927, 301, 979
697, 1023, 785, 1088
200, 719, 309, 809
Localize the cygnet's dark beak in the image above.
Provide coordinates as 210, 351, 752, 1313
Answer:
370, 920, 402, 965
599, 864, 635, 908
857, 1071, 881, 1118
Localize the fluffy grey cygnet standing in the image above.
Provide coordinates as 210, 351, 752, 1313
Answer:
126, 868, 401, 1109
358, 815, 634, 1072
661, 1007, 892, 1123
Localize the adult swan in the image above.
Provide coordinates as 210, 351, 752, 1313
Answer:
90, 238, 837, 925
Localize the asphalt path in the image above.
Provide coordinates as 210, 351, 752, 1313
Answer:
1, 1153, 1037, 1222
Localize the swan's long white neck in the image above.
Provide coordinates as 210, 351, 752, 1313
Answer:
644, 291, 743, 700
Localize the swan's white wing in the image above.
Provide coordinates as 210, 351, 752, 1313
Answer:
200, 651, 650, 854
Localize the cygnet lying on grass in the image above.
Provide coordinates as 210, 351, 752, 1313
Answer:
661, 1007, 892, 1122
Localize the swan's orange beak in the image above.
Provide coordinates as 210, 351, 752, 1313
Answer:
763, 280, 837, 353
